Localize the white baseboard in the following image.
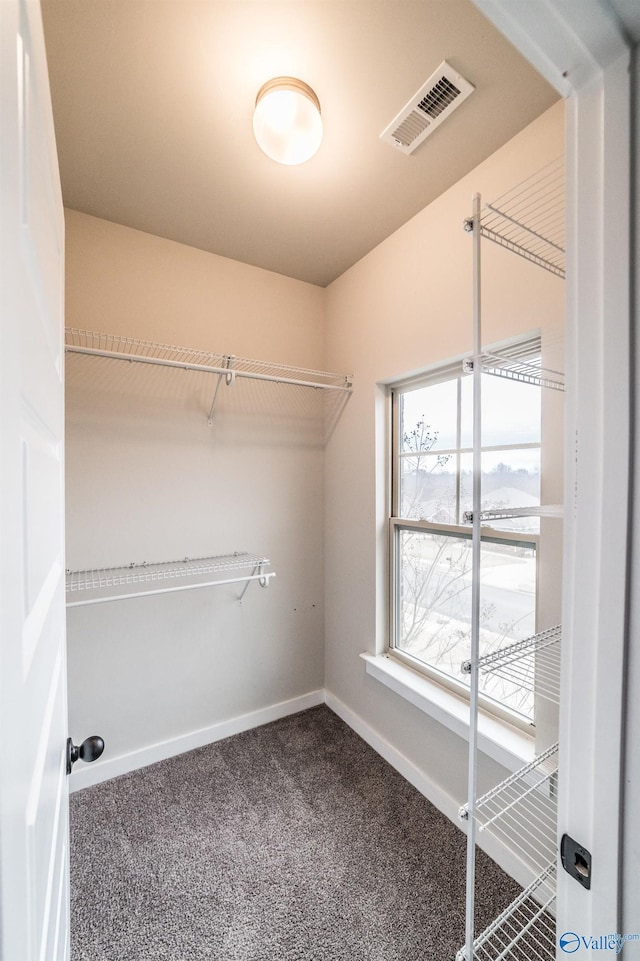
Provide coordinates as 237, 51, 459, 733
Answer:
324, 689, 537, 893
325, 690, 463, 822
69, 689, 324, 792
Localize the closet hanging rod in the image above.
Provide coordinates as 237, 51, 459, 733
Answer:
66, 552, 274, 607
66, 345, 352, 392
66, 570, 275, 607
64, 329, 353, 393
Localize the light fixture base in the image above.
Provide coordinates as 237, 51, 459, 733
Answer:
253, 76, 323, 166
255, 77, 321, 115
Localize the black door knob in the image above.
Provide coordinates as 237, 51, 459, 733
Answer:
66, 735, 105, 774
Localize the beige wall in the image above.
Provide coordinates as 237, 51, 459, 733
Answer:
323, 101, 565, 812
65, 212, 327, 772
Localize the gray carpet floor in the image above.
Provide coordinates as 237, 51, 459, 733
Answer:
70, 705, 520, 960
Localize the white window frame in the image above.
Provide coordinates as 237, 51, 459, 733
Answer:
387, 356, 542, 732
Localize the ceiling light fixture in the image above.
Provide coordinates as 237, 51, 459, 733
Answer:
253, 77, 323, 166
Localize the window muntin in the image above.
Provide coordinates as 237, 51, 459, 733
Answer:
390, 361, 542, 724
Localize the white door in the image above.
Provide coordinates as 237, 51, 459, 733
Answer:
0, 0, 70, 959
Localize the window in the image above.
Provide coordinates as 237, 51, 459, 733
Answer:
389, 347, 542, 725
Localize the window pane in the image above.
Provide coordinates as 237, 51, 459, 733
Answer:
396, 527, 472, 674
399, 453, 456, 522
461, 374, 541, 449
401, 379, 458, 453
395, 527, 536, 719
460, 449, 541, 533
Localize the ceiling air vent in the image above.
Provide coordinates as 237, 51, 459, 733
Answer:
380, 61, 474, 155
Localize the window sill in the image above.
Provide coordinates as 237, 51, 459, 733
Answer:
361, 652, 535, 773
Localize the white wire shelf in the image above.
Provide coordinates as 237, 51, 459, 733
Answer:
463, 505, 563, 524
65, 328, 353, 422
464, 158, 565, 279
463, 354, 564, 392
66, 552, 274, 606
460, 743, 558, 877
456, 862, 556, 961
462, 626, 561, 706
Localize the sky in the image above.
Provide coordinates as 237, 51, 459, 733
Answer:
402, 371, 541, 467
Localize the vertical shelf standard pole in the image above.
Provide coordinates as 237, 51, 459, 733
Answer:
465, 192, 482, 961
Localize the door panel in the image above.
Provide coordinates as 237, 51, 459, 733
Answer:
0, 0, 69, 958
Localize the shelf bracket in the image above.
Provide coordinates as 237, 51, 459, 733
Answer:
207, 355, 235, 425
238, 562, 270, 602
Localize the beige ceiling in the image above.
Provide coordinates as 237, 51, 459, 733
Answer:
41, 0, 559, 287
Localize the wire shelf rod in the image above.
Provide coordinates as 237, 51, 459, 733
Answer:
472, 813, 557, 876
467, 158, 566, 279
468, 749, 558, 875
485, 187, 565, 242
484, 158, 564, 232
483, 204, 565, 255
456, 863, 556, 961
461, 628, 561, 703
482, 672, 559, 705
463, 505, 563, 523
462, 625, 560, 671
474, 743, 558, 813
462, 333, 565, 393
460, 796, 557, 866
463, 355, 564, 392
66, 343, 353, 392
66, 552, 275, 606
482, 196, 565, 251
477, 228, 565, 279
477, 804, 556, 855
487, 156, 564, 205
65, 328, 353, 392
475, 904, 555, 961
460, 745, 557, 839
482, 654, 560, 687
481, 352, 564, 391
480, 366, 564, 392
66, 553, 270, 591
484, 205, 565, 252
66, 570, 276, 607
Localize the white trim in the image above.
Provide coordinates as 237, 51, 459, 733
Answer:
325, 688, 538, 893
325, 688, 457, 818
471, 0, 627, 95
557, 51, 631, 933
361, 653, 534, 772
69, 689, 324, 792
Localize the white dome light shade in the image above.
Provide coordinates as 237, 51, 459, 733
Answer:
253, 78, 323, 166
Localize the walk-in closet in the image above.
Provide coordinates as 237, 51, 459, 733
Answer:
2, 1, 637, 959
